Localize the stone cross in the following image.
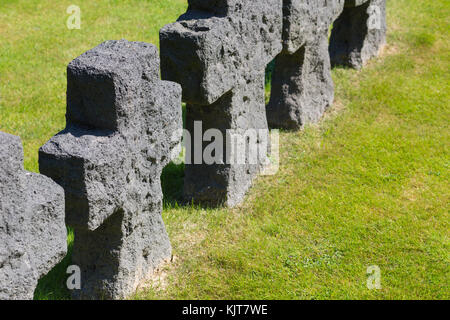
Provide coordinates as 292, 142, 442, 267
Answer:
330, 0, 386, 69
0, 131, 67, 300
39, 40, 183, 299
267, 0, 345, 130
160, 0, 283, 207
267, 0, 386, 130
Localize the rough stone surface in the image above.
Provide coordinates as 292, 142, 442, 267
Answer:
160, 0, 283, 207
267, 0, 386, 130
39, 40, 182, 299
0, 131, 67, 300
330, 0, 387, 69
267, 0, 345, 130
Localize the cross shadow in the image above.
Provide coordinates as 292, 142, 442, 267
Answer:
161, 161, 185, 208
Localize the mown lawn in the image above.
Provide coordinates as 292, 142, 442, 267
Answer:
0, 0, 448, 300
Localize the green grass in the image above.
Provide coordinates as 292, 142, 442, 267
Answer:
0, 0, 187, 172
0, 0, 449, 300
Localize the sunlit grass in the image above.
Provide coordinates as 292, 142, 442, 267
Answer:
0, 0, 448, 300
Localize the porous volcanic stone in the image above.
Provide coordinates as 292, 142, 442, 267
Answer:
160, 0, 283, 207
267, 0, 386, 129
267, 0, 345, 130
39, 40, 182, 299
330, 0, 387, 69
0, 132, 67, 300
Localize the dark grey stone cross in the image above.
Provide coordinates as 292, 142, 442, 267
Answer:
39, 40, 182, 299
160, 0, 283, 207
0, 131, 67, 300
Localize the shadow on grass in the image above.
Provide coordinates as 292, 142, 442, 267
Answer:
162, 161, 185, 208
34, 228, 73, 300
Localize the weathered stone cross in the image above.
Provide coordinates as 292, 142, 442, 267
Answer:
0, 132, 67, 300
330, 0, 387, 69
267, 0, 344, 129
160, 0, 283, 207
39, 40, 182, 299
268, 0, 386, 129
